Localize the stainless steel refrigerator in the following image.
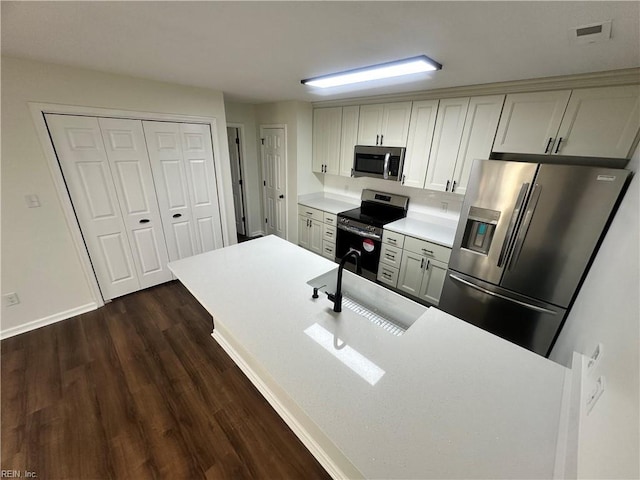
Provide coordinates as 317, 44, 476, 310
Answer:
439, 159, 630, 356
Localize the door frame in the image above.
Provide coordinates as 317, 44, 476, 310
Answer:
29, 102, 232, 307
227, 123, 249, 236
259, 124, 289, 240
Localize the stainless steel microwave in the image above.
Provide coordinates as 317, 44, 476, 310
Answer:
352, 145, 406, 181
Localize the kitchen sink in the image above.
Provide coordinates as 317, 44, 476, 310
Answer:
307, 268, 428, 335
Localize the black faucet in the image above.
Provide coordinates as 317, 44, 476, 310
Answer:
328, 250, 362, 312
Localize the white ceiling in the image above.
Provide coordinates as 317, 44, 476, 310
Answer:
2, 1, 639, 104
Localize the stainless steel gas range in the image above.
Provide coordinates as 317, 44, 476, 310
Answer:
336, 189, 409, 281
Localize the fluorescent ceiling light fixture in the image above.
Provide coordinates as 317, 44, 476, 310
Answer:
301, 55, 442, 88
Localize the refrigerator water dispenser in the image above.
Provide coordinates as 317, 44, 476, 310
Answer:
461, 207, 500, 255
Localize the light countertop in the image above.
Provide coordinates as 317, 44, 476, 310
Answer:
169, 236, 568, 479
385, 215, 458, 248
298, 193, 359, 215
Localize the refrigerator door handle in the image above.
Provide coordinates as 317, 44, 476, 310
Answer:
497, 182, 530, 268
449, 273, 557, 315
508, 184, 542, 271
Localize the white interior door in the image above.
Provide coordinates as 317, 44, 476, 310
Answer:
97, 118, 172, 290
180, 123, 225, 252
144, 121, 224, 259
261, 128, 286, 238
226, 127, 247, 236
143, 121, 198, 261
45, 114, 140, 300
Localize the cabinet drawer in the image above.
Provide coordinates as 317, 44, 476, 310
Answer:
323, 224, 337, 242
377, 264, 399, 287
323, 212, 337, 226
382, 230, 405, 248
380, 244, 402, 268
403, 236, 451, 263
298, 205, 323, 220
322, 240, 336, 260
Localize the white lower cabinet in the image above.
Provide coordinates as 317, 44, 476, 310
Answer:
379, 229, 451, 306
298, 205, 337, 260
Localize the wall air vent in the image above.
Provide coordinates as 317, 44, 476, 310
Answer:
571, 20, 612, 44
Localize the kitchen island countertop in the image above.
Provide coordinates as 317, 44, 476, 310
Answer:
168, 235, 568, 479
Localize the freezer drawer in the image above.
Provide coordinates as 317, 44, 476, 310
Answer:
439, 270, 566, 356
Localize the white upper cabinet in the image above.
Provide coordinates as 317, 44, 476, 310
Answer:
402, 100, 439, 188
493, 90, 571, 155
339, 106, 360, 177
451, 95, 506, 195
424, 97, 470, 192
313, 107, 342, 174
357, 102, 412, 147
554, 85, 640, 158
493, 86, 640, 158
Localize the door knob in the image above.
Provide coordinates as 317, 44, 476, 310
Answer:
172, 213, 182, 218
279, 194, 285, 199
139, 219, 150, 224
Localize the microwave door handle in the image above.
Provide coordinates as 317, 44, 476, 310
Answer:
383, 153, 390, 180
497, 182, 529, 268
508, 184, 542, 271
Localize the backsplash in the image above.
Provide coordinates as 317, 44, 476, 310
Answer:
322, 174, 463, 222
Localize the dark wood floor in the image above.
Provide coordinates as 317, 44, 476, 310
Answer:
1, 281, 331, 480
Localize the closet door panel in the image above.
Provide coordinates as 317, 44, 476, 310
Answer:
180, 123, 224, 252
44, 114, 140, 299
98, 118, 172, 288
143, 121, 199, 261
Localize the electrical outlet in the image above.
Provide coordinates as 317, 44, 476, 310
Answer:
25, 194, 41, 208
587, 343, 603, 371
586, 376, 605, 414
3, 293, 20, 307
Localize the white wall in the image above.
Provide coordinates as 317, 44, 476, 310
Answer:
255, 101, 320, 244
323, 174, 463, 222
224, 101, 264, 237
549, 145, 640, 479
1, 56, 235, 335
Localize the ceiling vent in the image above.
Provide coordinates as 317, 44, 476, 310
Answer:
571, 20, 612, 45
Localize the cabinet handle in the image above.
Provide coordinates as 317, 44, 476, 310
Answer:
389, 239, 396, 244
306, 211, 313, 216
554, 137, 563, 154
402, 174, 406, 185
422, 248, 434, 255
445, 180, 450, 191
421, 258, 425, 269
139, 219, 150, 224
426, 260, 430, 270
172, 213, 182, 218
376, 134, 379, 145
452, 180, 457, 192
544, 137, 554, 153
380, 134, 384, 145
386, 254, 395, 260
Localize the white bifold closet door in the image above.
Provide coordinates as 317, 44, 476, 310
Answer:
45, 114, 223, 301
142, 121, 224, 260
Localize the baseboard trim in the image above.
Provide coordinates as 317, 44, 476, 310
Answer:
211, 327, 362, 480
1, 302, 98, 340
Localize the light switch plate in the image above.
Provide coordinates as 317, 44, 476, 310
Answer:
3, 292, 20, 307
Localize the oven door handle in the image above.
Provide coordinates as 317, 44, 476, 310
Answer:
383, 153, 390, 180
337, 224, 381, 240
